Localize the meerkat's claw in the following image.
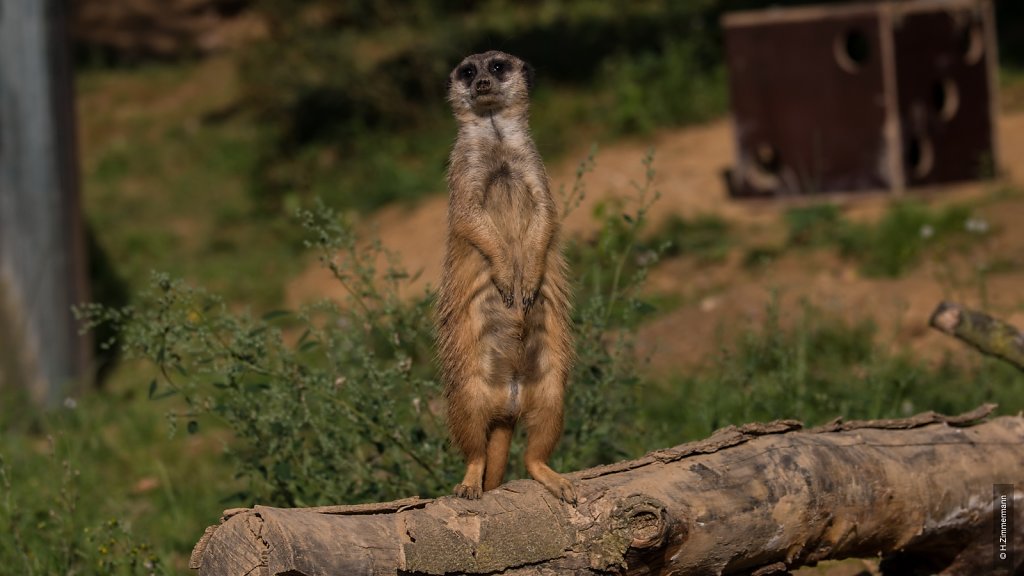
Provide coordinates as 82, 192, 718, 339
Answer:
493, 281, 515, 308
559, 483, 578, 506
454, 483, 482, 500
522, 294, 534, 311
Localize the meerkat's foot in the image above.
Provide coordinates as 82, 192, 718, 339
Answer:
547, 475, 577, 505
454, 483, 483, 500
519, 278, 540, 312
530, 467, 577, 505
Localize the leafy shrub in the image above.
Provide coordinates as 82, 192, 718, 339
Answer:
78, 155, 662, 506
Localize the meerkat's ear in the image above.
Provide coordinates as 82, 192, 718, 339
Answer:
522, 61, 535, 93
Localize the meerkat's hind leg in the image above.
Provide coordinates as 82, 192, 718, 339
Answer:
483, 420, 514, 491
449, 379, 491, 500
522, 392, 577, 504
454, 447, 486, 500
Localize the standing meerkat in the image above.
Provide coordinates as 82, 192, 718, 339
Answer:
436, 50, 576, 503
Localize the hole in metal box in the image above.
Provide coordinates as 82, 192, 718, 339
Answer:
834, 28, 870, 73
905, 135, 935, 179
959, 21, 984, 65
931, 77, 959, 122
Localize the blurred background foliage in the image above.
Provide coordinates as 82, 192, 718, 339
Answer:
230, 0, 1024, 212
2, 0, 1022, 573
239, 0, 726, 212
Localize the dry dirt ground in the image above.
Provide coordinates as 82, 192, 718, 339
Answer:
287, 110, 1024, 377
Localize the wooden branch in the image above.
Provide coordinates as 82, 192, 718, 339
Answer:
930, 301, 1024, 371
190, 406, 1024, 575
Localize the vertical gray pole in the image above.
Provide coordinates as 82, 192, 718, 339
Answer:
0, 0, 90, 405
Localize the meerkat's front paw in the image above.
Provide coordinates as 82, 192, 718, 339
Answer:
492, 268, 516, 308
495, 285, 515, 308
542, 475, 577, 505
454, 483, 483, 500
520, 290, 537, 312
522, 296, 534, 311
520, 278, 541, 312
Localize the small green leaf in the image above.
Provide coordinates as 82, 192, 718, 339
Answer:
187, 420, 199, 434
273, 461, 292, 481
152, 389, 178, 400
632, 300, 657, 315
245, 381, 270, 392
147, 379, 158, 399
261, 310, 291, 321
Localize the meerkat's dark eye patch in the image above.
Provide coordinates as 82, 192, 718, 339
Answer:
488, 59, 509, 80
457, 64, 477, 86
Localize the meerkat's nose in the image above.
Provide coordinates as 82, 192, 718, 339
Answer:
474, 78, 492, 94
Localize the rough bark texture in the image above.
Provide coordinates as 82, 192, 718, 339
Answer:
191, 406, 1024, 575
930, 301, 1024, 372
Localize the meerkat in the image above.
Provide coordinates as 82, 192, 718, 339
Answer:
436, 50, 576, 504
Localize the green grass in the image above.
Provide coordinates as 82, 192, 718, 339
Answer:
636, 302, 1024, 449
779, 200, 994, 278
783, 204, 843, 248
654, 214, 731, 264
1, 369, 237, 574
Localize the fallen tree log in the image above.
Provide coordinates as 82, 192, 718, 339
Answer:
190, 405, 1024, 575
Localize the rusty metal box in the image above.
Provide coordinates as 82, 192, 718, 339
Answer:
723, 0, 999, 197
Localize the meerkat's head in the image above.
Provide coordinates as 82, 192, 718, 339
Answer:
447, 50, 534, 120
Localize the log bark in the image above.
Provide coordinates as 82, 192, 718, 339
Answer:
930, 301, 1024, 371
190, 405, 1024, 575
